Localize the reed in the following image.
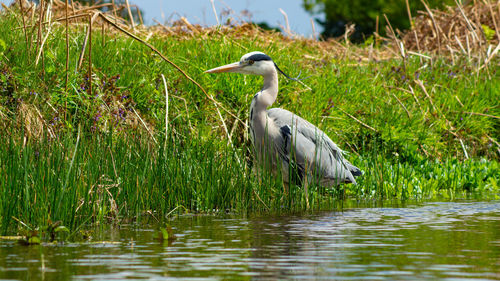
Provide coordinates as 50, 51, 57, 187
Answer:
0, 129, 497, 235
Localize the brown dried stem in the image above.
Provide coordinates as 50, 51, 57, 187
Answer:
65, 0, 69, 93
124, 0, 135, 30
35, 0, 44, 65
88, 13, 93, 98
337, 107, 378, 133
18, 0, 30, 61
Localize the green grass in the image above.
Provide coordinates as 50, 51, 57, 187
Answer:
0, 129, 497, 235
0, 8, 499, 234
0, 13, 498, 159
0, 129, 314, 235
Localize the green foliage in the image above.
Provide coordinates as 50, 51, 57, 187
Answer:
303, 0, 454, 40
0, 39, 6, 54
13, 217, 69, 244
0, 7, 498, 235
0, 10, 497, 159
0, 130, 498, 235
482, 24, 495, 41
154, 225, 176, 242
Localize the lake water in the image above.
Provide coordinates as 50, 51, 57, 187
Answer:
1, 201, 499, 280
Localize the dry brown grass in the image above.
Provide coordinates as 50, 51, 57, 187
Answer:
401, 0, 499, 56
17, 102, 54, 139
12, 0, 499, 61
13, 0, 497, 65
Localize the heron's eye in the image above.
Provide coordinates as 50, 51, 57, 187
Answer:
248, 60, 254, 65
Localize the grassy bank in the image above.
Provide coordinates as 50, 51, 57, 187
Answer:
1, 130, 498, 235
0, 3, 499, 234
0, 9, 498, 159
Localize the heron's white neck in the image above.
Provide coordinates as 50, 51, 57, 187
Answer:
249, 69, 279, 155
249, 68, 278, 134
255, 70, 279, 110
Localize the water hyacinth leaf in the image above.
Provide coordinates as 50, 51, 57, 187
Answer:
160, 228, 169, 241
18, 235, 41, 245
155, 225, 176, 241
55, 226, 70, 233
28, 236, 41, 244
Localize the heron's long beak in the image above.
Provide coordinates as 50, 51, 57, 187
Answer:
205, 62, 241, 73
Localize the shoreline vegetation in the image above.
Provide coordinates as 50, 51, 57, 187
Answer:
0, 1, 498, 235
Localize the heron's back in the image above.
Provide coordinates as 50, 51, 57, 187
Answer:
267, 108, 361, 185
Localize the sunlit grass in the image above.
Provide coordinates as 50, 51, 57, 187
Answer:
0, 8, 498, 235
0, 13, 497, 159
1, 129, 498, 235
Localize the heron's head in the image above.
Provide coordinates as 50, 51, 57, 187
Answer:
205, 51, 276, 76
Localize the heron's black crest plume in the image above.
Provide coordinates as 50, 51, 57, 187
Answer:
273, 62, 308, 81
247, 53, 272, 62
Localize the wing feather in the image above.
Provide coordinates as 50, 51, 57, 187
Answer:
268, 108, 360, 184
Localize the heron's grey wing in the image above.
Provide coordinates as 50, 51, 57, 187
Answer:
268, 108, 361, 184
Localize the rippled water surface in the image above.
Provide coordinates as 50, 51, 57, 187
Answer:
1, 201, 499, 280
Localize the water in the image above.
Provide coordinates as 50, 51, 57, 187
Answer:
1, 201, 499, 280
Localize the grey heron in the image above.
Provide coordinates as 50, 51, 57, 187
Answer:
205, 51, 361, 190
